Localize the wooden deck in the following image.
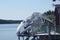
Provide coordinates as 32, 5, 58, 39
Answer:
17, 33, 60, 40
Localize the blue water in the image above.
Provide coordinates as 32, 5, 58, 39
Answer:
0, 24, 19, 40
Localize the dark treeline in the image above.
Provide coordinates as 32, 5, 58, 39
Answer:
0, 19, 23, 24
43, 10, 55, 21
0, 10, 55, 24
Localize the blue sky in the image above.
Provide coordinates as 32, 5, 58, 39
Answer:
0, 0, 54, 20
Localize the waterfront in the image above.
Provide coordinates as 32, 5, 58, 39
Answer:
0, 24, 19, 40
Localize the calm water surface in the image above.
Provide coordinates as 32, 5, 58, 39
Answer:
0, 24, 19, 40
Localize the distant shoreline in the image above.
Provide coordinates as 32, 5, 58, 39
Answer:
0, 19, 23, 24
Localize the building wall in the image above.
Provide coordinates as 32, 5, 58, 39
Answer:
55, 5, 60, 33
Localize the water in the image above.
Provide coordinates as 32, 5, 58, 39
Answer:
0, 24, 19, 40
0, 24, 55, 40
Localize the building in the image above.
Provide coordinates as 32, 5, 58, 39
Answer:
54, 4, 60, 33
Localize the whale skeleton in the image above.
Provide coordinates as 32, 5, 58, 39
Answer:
16, 19, 33, 40
16, 13, 55, 40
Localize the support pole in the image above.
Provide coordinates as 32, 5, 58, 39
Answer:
18, 36, 20, 40
48, 22, 51, 40
23, 37, 24, 40
17, 31, 20, 40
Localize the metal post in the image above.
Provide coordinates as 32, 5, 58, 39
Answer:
23, 37, 24, 40
48, 22, 51, 40
17, 31, 20, 40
